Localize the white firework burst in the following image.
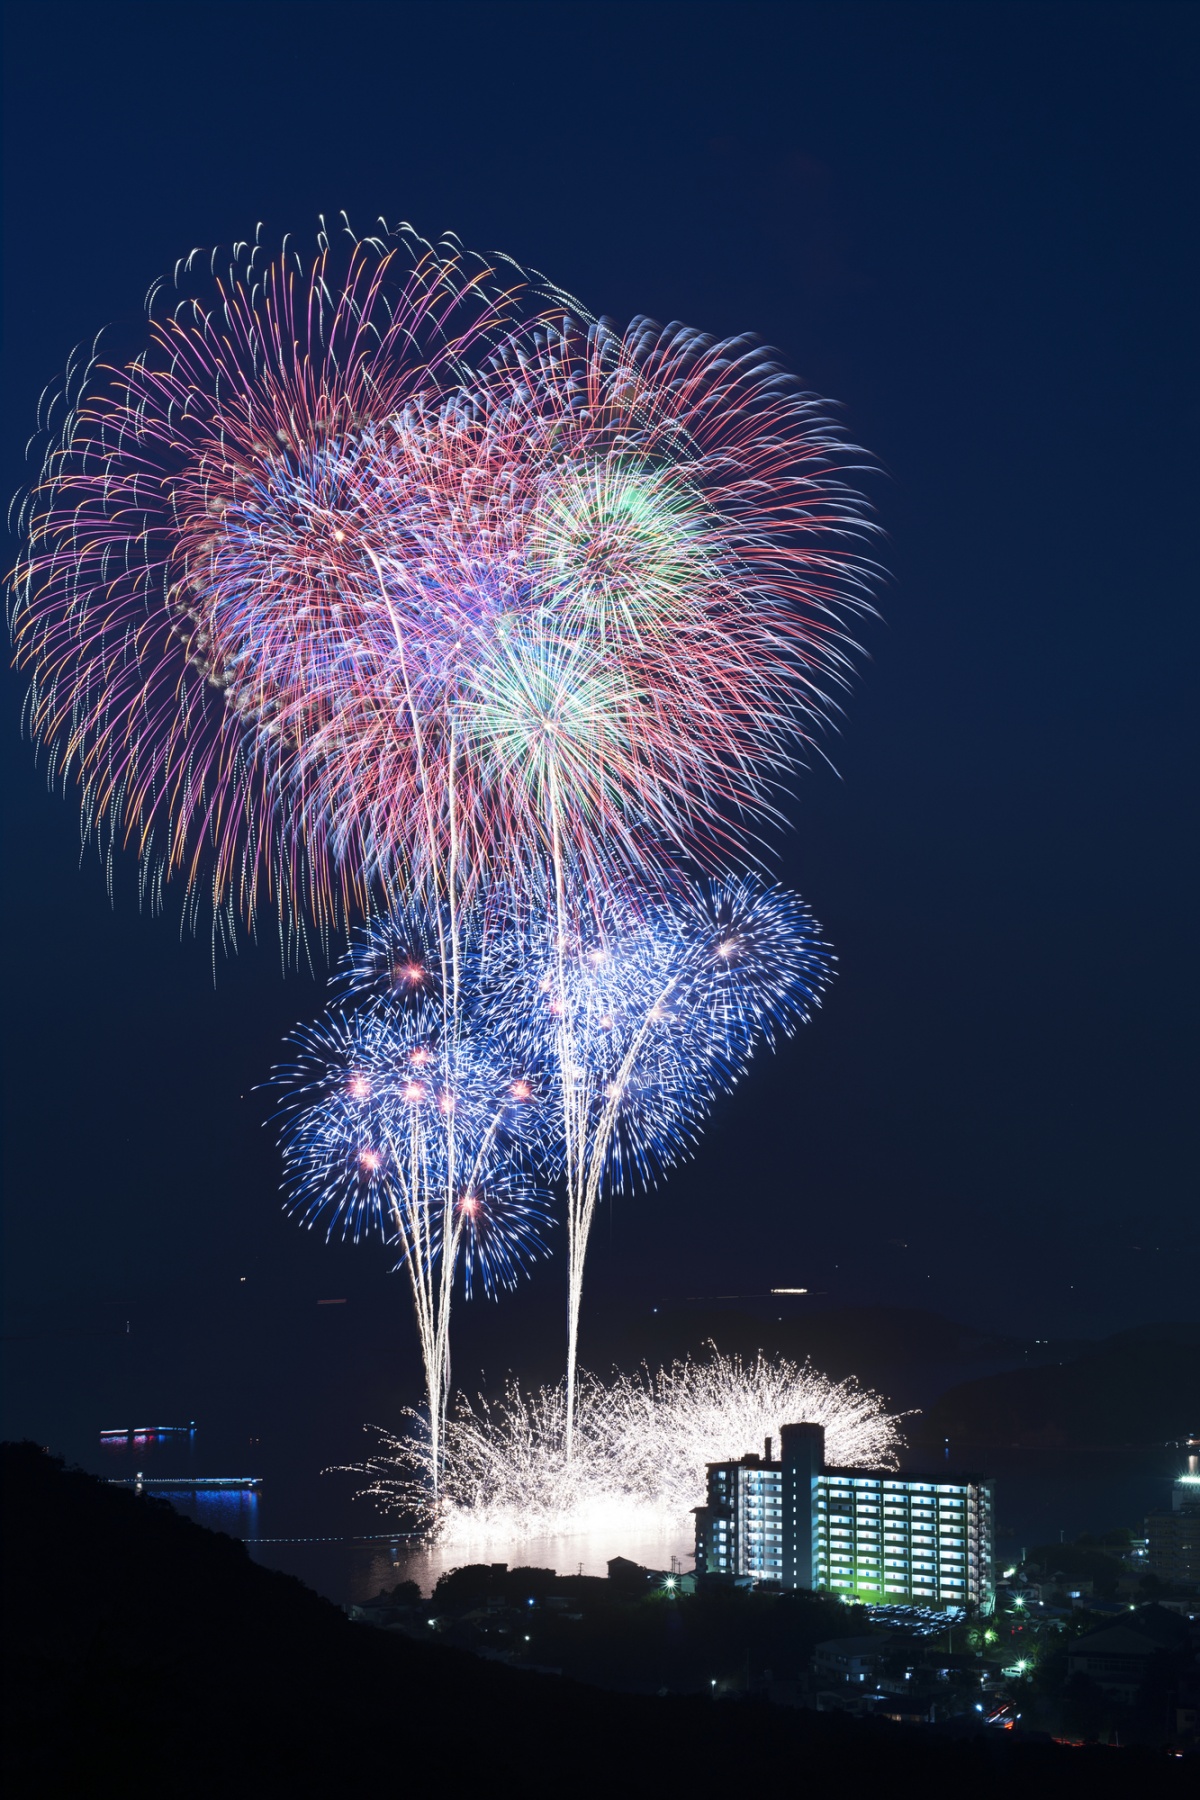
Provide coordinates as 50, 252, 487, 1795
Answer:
349, 1345, 907, 1549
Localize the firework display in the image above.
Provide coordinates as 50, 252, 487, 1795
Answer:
349, 1347, 904, 1547
11, 220, 879, 1524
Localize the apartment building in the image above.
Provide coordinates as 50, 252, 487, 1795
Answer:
694, 1422, 994, 1609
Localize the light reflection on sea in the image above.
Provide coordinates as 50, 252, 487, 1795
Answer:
167, 1487, 261, 1539
246, 1521, 696, 1605
389, 1521, 696, 1592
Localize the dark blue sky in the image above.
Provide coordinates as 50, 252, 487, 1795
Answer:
2, 0, 1196, 1405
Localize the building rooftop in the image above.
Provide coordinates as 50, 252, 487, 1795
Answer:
705, 1454, 994, 1485
819, 1466, 994, 1485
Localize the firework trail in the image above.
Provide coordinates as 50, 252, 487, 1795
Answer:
270, 913, 548, 1476
349, 1346, 904, 1546
346, 324, 872, 1358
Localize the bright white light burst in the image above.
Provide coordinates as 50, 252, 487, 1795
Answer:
350, 1346, 907, 1548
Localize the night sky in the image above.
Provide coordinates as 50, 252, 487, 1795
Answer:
2, 1, 1196, 1446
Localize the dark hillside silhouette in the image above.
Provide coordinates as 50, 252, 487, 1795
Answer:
2, 1444, 1190, 1796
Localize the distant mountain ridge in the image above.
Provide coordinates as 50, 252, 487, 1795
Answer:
587, 1307, 1199, 1450
910, 1323, 1199, 1449
584, 1303, 1059, 1413
596, 1301, 1027, 1365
